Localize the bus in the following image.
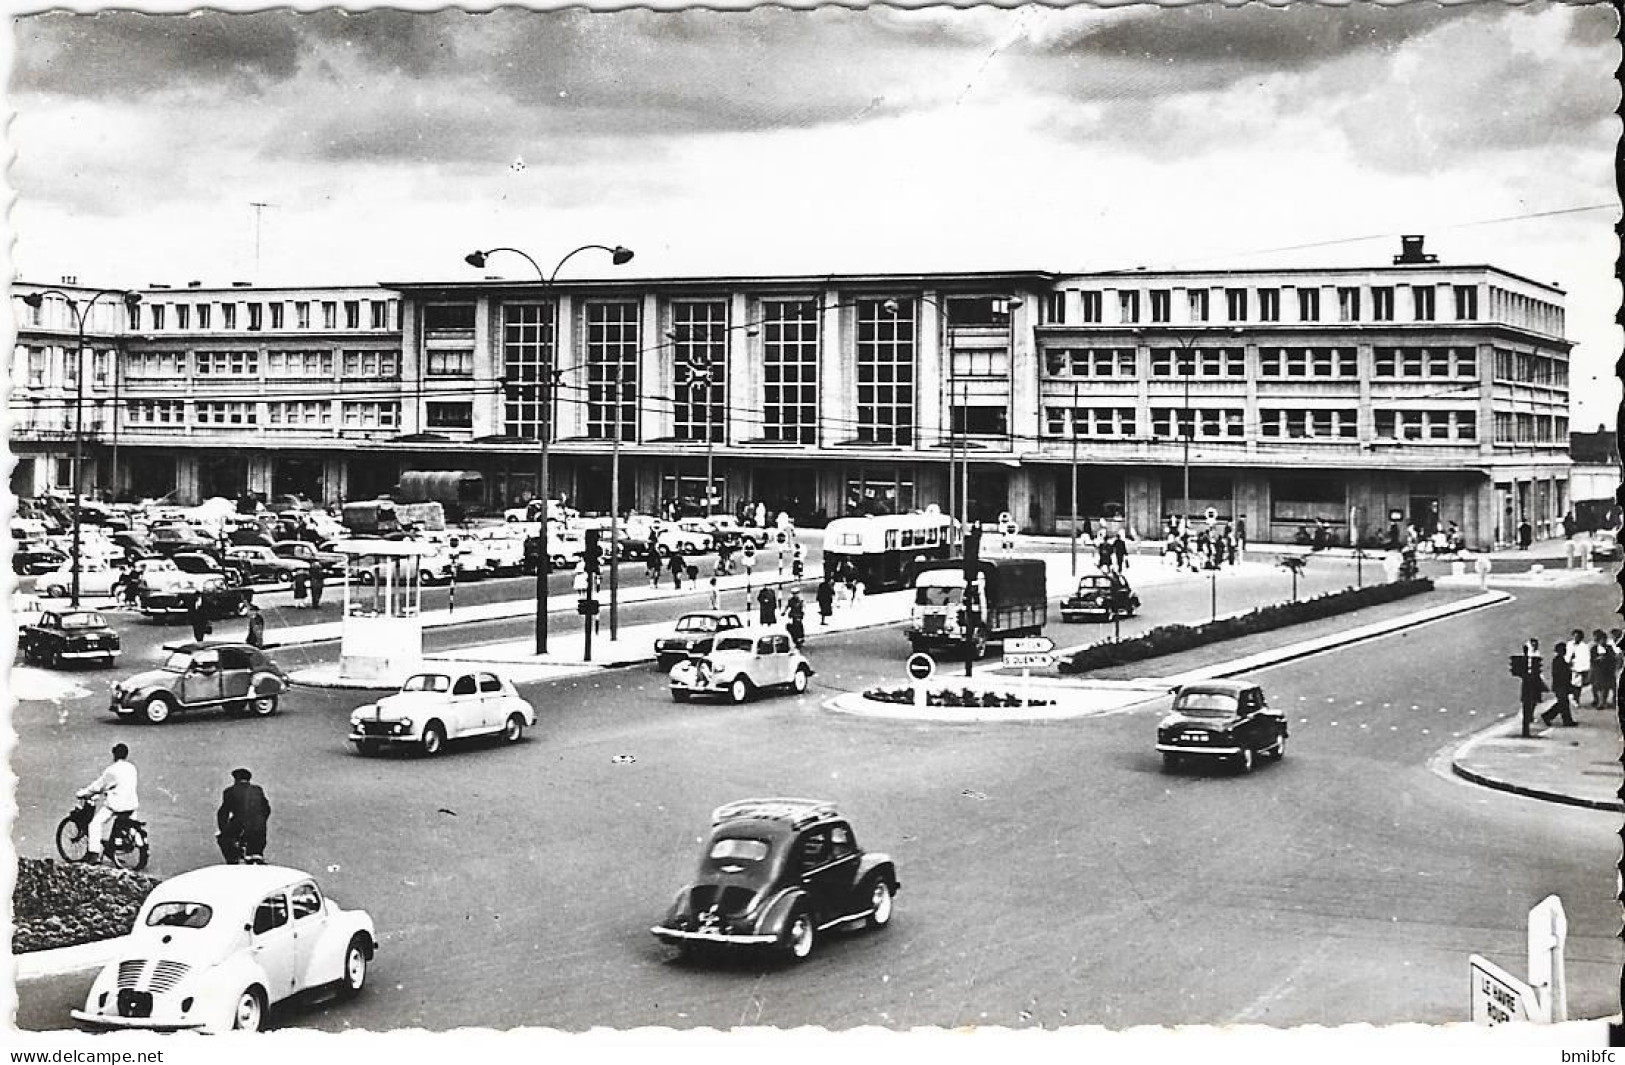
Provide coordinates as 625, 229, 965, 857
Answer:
821, 512, 962, 593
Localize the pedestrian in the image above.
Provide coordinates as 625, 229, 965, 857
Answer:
244, 599, 266, 649
1612, 628, 1625, 705
1234, 516, 1247, 553
1516, 638, 1547, 738
308, 564, 324, 609
754, 501, 767, 529
1544, 642, 1577, 727
816, 577, 835, 626
1566, 629, 1591, 704
1517, 518, 1533, 550
668, 549, 686, 591
188, 593, 211, 643
707, 577, 721, 611
291, 566, 309, 607
852, 579, 866, 607
216, 767, 271, 865
76, 743, 139, 864
1589, 628, 1616, 709
1111, 532, 1129, 572
757, 585, 778, 626
1098, 537, 1115, 573
783, 589, 806, 647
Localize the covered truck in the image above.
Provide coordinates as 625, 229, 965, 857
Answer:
906, 557, 1047, 658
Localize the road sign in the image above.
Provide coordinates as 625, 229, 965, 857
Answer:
906, 653, 935, 681
1005, 636, 1055, 655
1002, 652, 1056, 669
1469, 955, 1541, 1025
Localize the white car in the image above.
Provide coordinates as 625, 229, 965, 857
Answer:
71, 865, 375, 1034
472, 528, 527, 574
356, 549, 456, 586
656, 521, 713, 557
349, 669, 538, 755
705, 516, 771, 548
133, 557, 212, 596
36, 560, 125, 599
668, 626, 815, 704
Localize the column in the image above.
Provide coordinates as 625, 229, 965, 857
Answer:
398, 299, 422, 435
554, 294, 585, 439
727, 292, 756, 445
917, 294, 945, 453
472, 296, 500, 438
1007, 295, 1039, 461
818, 286, 847, 449
640, 292, 669, 442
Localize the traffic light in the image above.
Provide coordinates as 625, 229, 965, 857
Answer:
962, 525, 981, 576
583, 528, 602, 576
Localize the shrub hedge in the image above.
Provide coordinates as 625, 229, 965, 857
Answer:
864, 685, 1056, 708
1057, 578, 1435, 674
13, 857, 160, 954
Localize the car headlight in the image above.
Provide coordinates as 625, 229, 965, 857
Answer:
399, 717, 412, 729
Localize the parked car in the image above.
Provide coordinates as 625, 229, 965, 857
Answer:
470, 528, 527, 575
71, 864, 375, 1033
1589, 530, 1622, 564
651, 798, 899, 961
348, 670, 537, 756
132, 556, 208, 596
704, 516, 771, 549
669, 626, 814, 704
148, 525, 222, 558
1156, 679, 1288, 773
227, 545, 313, 585
657, 521, 715, 557
12, 544, 68, 576
171, 550, 251, 587
1059, 572, 1140, 622
19, 609, 121, 668
109, 642, 292, 724
654, 611, 745, 671
355, 549, 455, 586
523, 530, 586, 572
272, 539, 346, 576
139, 577, 252, 620
36, 560, 125, 599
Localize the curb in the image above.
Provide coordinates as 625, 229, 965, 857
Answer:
1446, 716, 1625, 814
14, 934, 132, 981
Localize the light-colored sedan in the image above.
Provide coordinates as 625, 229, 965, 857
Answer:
72, 864, 376, 1033
348, 669, 537, 755
35, 560, 124, 599
669, 626, 815, 704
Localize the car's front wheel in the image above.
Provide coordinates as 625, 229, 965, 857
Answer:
420, 722, 446, 756
141, 694, 175, 725
864, 877, 894, 929
783, 910, 815, 961
728, 677, 751, 704
250, 693, 279, 717
791, 668, 810, 694
231, 986, 266, 1032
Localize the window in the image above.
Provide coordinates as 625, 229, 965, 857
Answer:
1258, 408, 1357, 439
1453, 285, 1478, 320
247, 303, 263, 331
221, 304, 237, 330
1154, 407, 1244, 439
63, 347, 79, 387
1043, 291, 1066, 325
1375, 410, 1475, 441
344, 301, 361, 329
953, 404, 1008, 436
26, 348, 45, 387
267, 350, 334, 377
1297, 287, 1320, 322
1413, 285, 1435, 321
478, 673, 502, 693
502, 302, 555, 440
126, 352, 185, 379
1259, 347, 1355, 378
1337, 286, 1361, 322
92, 351, 110, 386
151, 304, 166, 330
1225, 288, 1248, 322
1188, 289, 1210, 323
291, 883, 322, 921
197, 304, 211, 329
951, 351, 1009, 378
196, 351, 259, 376
1079, 291, 1103, 324
253, 894, 289, 935
194, 401, 258, 426
1149, 289, 1171, 324
585, 301, 639, 442
322, 302, 337, 329
855, 298, 914, 445
1371, 286, 1395, 321
341, 401, 400, 429
1456, 349, 1477, 377
1257, 288, 1280, 322
424, 304, 475, 333
370, 300, 391, 329
176, 304, 190, 330
426, 349, 473, 376
425, 402, 473, 429
127, 400, 185, 424
266, 401, 331, 427
762, 299, 819, 444
1117, 290, 1140, 324
1045, 347, 1136, 378
1048, 406, 1137, 438
295, 302, 310, 329
270, 303, 284, 329
341, 350, 401, 378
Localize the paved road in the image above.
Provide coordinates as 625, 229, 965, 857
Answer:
12, 566, 1618, 1030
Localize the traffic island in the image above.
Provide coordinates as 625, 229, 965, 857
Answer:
13, 857, 155, 976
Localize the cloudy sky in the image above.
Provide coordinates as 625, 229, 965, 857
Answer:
6, 3, 1620, 423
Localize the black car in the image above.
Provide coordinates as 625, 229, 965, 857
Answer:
1059, 572, 1140, 622
1156, 680, 1287, 773
653, 611, 745, 671
148, 526, 221, 558
652, 798, 899, 961
19, 609, 121, 668
12, 545, 68, 576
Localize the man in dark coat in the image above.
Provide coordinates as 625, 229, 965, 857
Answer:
784, 589, 807, 647
216, 767, 271, 864
1517, 638, 1546, 737
1111, 533, 1129, 571
1543, 642, 1577, 728
308, 564, 325, 609
188, 594, 211, 643
815, 578, 835, 626
757, 585, 779, 626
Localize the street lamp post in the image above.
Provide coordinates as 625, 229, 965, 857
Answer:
463, 244, 634, 655
1070, 379, 1081, 577
22, 287, 142, 607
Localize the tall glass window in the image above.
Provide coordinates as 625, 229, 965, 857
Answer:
502, 303, 554, 440
672, 301, 727, 443
762, 299, 819, 444
586, 301, 639, 442
855, 299, 914, 446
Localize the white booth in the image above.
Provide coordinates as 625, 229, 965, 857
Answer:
333, 538, 432, 683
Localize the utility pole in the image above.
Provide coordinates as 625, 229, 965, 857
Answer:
249, 202, 277, 276
1070, 380, 1080, 577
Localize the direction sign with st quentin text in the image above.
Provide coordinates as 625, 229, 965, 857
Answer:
1002, 652, 1056, 669
1004, 636, 1055, 655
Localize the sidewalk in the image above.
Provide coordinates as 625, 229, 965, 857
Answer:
1449, 706, 1622, 812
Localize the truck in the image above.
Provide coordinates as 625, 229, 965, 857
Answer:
905, 557, 1048, 659
341, 500, 402, 537
396, 470, 483, 523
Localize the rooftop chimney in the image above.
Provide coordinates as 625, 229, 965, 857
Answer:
187, 281, 203, 288
59, 275, 77, 285
1393, 235, 1438, 265
149, 283, 171, 289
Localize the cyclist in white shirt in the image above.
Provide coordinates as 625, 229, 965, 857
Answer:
77, 743, 139, 863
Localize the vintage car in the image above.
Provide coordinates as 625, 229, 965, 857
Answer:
148, 525, 222, 559
470, 527, 527, 575
138, 576, 252, 621
651, 798, 899, 961
19, 609, 121, 668
704, 516, 771, 549
1156, 679, 1287, 773
348, 669, 537, 756
36, 559, 125, 599
171, 550, 253, 588
71, 864, 375, 1033
110, 643, 292, 724
1589, 530, 1623, 564
355, 548, 455, 586
522, 530, 586, 573
132, 556, 215, 597
656, 520, 715, 557
654, 611, 745, 671
1059, 572, 1140, 622
272, 540, 347, 576
12, 544, 68, 576
227, 545, 313, 585
669, 626, 814, 704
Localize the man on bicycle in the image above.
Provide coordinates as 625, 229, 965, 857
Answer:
77, 743, 138, 864
216, 767, 271, 865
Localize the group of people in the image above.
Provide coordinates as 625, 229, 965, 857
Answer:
755, 584, 808, 646
1512, 628, 1623, 737
1163, 521, 1242, 573
76, 744, 271, 866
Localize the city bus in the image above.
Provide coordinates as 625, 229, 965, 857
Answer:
821, 512, 962, 593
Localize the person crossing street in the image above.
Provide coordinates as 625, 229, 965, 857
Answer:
216, 767, 271, 865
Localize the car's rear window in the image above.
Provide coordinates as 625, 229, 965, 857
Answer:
676, 616, 717, 633
709, 838, 770, 864
60, 612, 105, 629
715, 636, 753, 653
1175, 693, 1238, 717
146, 902, 212, 928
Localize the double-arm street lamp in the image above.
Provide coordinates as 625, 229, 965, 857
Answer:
22, 287, 143, 607
463, 244, 634, 655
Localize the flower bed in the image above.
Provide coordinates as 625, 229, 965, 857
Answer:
863, 685, 1056, 708
1058, 578, 1435, 674
13, 857, 160, 954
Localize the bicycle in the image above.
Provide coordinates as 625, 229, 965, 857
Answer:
56, 797, 150, 871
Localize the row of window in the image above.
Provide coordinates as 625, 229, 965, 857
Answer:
136, 298, 396, 334
1494, 412, 1571, 444
1042, 345, 1483, 380
1041, 283, 1486, 326
125, 400, 402, 429
1042, 407, 1480, 441
1492, 348, 1569, 387
123, 349, 404, 380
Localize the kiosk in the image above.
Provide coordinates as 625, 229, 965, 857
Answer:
332, 538, 433, 683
